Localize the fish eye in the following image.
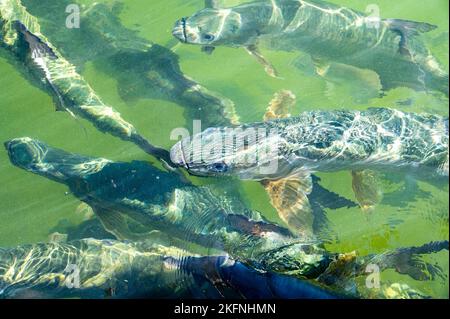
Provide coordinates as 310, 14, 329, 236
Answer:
210, 162, 228, 173
203, 33, 215, 41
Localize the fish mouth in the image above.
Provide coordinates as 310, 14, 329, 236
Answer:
172, 17, 189, 43
4, 137, 41, 168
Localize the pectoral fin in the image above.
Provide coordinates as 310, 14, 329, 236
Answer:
263, 90, 296, 121
261, 172, 314, 237
75, 202, 95, 221
311, 56, 331, 77
201, 46, 216, 55
48, 232, 68, 243
351, 170, 383, 212
245, 45, 279, 78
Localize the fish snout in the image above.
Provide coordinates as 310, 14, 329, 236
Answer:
172, 17, 200, 44
4, 137, 40, 168
172, 18, 188, 43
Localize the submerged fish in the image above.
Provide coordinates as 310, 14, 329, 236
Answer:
170, 107, 448, 229
0, 0, 173, 163
173, 0, 448, 95
5, 137, 448, 298
0, 238, 343, 299
21, 0, 239, 127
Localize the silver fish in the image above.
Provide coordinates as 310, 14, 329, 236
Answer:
0, 238, 349, 299
173, 0, 448, 95
5, 137, 448, 299
170, 107, 448, 229
0, 0, 172, 163
171, 107, 448, 180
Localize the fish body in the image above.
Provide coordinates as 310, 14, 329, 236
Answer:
0, 238, 344, 299
173, 0, 448, 95
5, 137, 448, 298
170, 108, 449, 182
4, 137, 335, 280
0, 0, 175, 161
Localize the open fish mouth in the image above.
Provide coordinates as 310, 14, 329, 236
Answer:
172, 17, 189, 43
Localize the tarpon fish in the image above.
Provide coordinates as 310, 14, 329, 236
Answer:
0, 238, 342, 299
170, 106, 449, 230
19, 0, 239, 127
0, 0, 174, 163
5, 137, 448, 298
173, 0, 449, 95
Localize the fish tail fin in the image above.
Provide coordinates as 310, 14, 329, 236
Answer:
385, 19, 438, 37
407, 240, 449, 255
376, 240, 449, 281
431, 74, 449, 97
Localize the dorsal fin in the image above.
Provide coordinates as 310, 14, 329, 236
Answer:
205, 0, 220, 9
263, 89, 296, 121
261, 171, 314, 238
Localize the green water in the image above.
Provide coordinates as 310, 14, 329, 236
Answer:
0, 0, 448, 298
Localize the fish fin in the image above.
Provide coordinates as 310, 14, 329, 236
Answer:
386, 19, 437, 36
317, 251, 358, 287
351, 170, 383, 212
372, 241, 448, 281
263, 90, 296, 121
205, 0, 221, 9
75, 202, 95, 221
14, 22, 57, 59
201, 46, 216, 55
245, 44, 280, 78
48, 232, 68, 243
385, 19, 437, 57
311, 56, 331, 77
261, 171, 314, 237
53, 94, 67, 112
93, 205, 154, 241
14, 23, 72, 114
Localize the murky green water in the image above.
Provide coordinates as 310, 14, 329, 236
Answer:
0, 0, 448, 298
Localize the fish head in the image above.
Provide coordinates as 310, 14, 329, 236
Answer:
5, 137, 110, 182
5, 137, 47, 170
173, 9, 246, 47
170, 125, 284, 180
